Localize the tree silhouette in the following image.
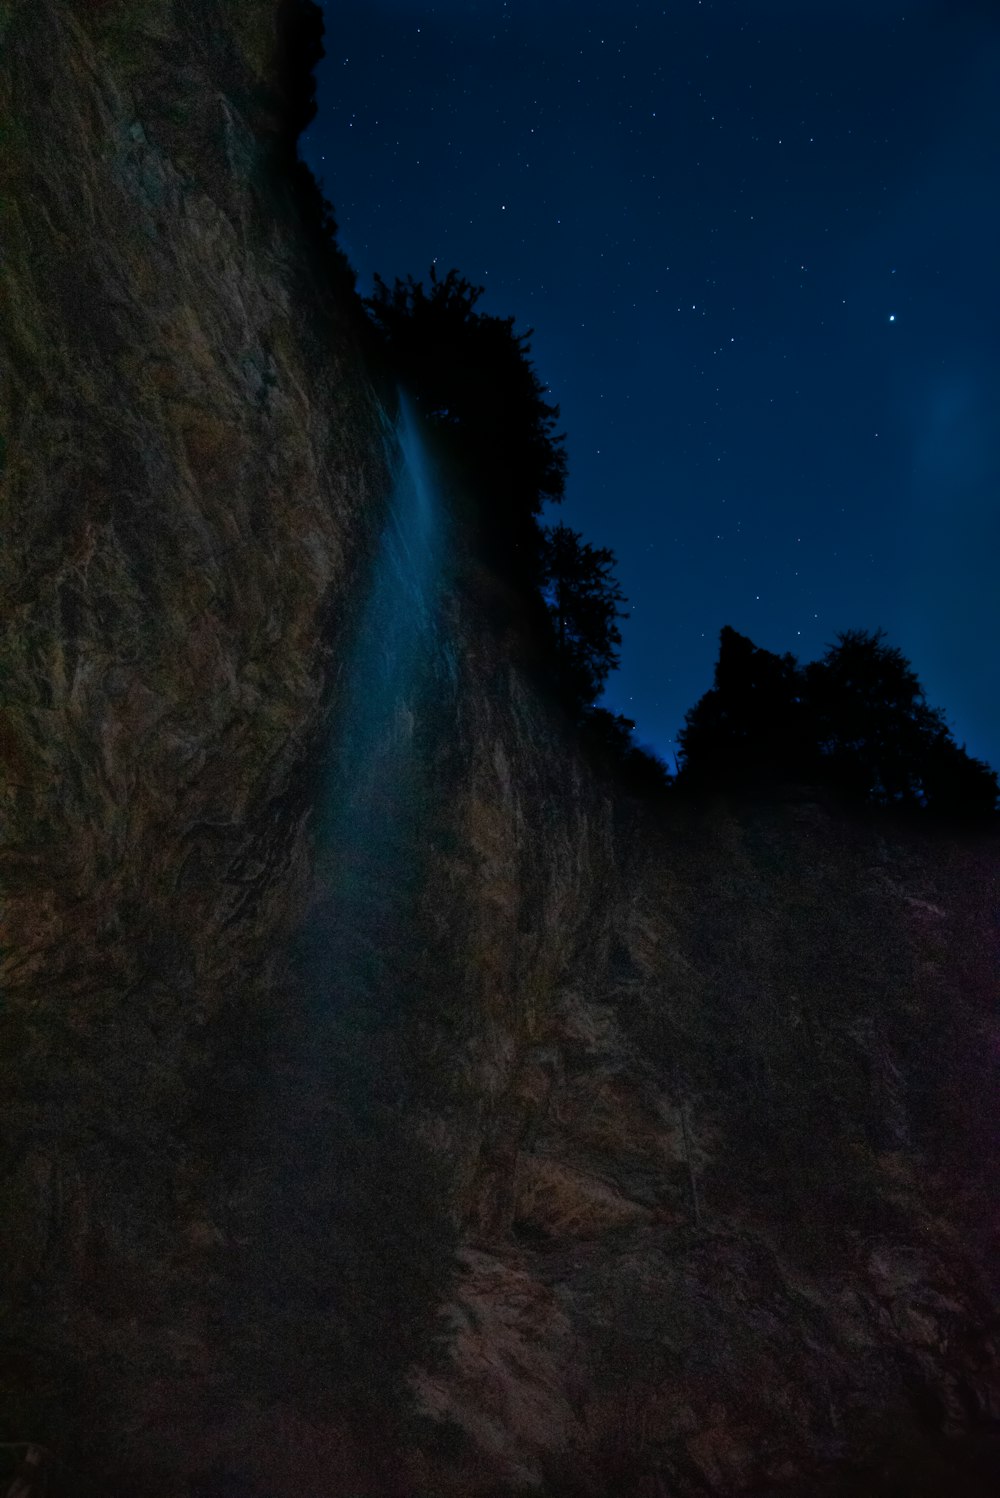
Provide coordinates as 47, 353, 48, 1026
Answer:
920, 733, 999, 820
365, 266, 665, 794
806, 629, 998, 815
678, 625, 998, 819
805, 629, 945, 806
364, 267, 567, 588
677, 626, 811, 787
542, 522, 628, 711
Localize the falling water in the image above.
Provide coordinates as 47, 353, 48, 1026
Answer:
308, 391, 446, 1007
335, 391, 442, 797
237, 394, 454, 1412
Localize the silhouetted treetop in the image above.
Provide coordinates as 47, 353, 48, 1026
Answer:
805, 629, 944, 805
677, 626, 813, 786
364, 265, 663, 793
542, 522, 627, 711
678, 625, 998, 820
364, 267, 567, 587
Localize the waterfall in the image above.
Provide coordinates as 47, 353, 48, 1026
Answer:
309, 391, 446, 1008
245, 395, 454, 1399
336, 390, 443, 795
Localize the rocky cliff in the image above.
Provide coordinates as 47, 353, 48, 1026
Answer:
1, 5, 997, 1496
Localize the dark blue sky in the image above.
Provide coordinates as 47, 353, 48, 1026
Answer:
303, 0, 999, 769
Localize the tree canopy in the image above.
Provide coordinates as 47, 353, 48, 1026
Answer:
363, 267, 661, 786
678, 626, 998, 819
542, 521, 628, 710
677, 626, 812, 786
364, 267, 567, 589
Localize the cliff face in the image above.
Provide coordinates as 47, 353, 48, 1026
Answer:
1, 0, 383, 1000
1, 5, 997, 1497
421, 799, 999, 1497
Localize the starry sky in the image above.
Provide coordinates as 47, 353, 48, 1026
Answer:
302, 0, 1000, 770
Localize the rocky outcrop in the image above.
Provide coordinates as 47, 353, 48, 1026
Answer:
1, 4, 997, 1496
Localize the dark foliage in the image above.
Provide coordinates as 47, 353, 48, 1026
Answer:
537, 530, 671, 793
919, 732, 1000, 819
679, 626, 998, 819
808, 628, 998, 815
542, 521, 628, 709
363, 268, 662, 794
284, 159, 358, 297
363, 272, 647, 738
678, 626, 814, 788
805, 628, 944, 805
364, 267, 567, 590
581, 707, 673, 797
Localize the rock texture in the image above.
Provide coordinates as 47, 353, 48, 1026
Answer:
1, 4, 998, 1496
420, 799, 999, 1496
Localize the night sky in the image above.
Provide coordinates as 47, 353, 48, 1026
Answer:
302, 0, 1000, 770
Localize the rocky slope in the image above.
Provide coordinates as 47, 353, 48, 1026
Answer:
1, 4, 997, 1495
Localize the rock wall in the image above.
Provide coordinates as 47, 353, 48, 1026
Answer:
1, 5, 998, 1496
421, 797, 999, 1496
0, 0, 392, 1486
